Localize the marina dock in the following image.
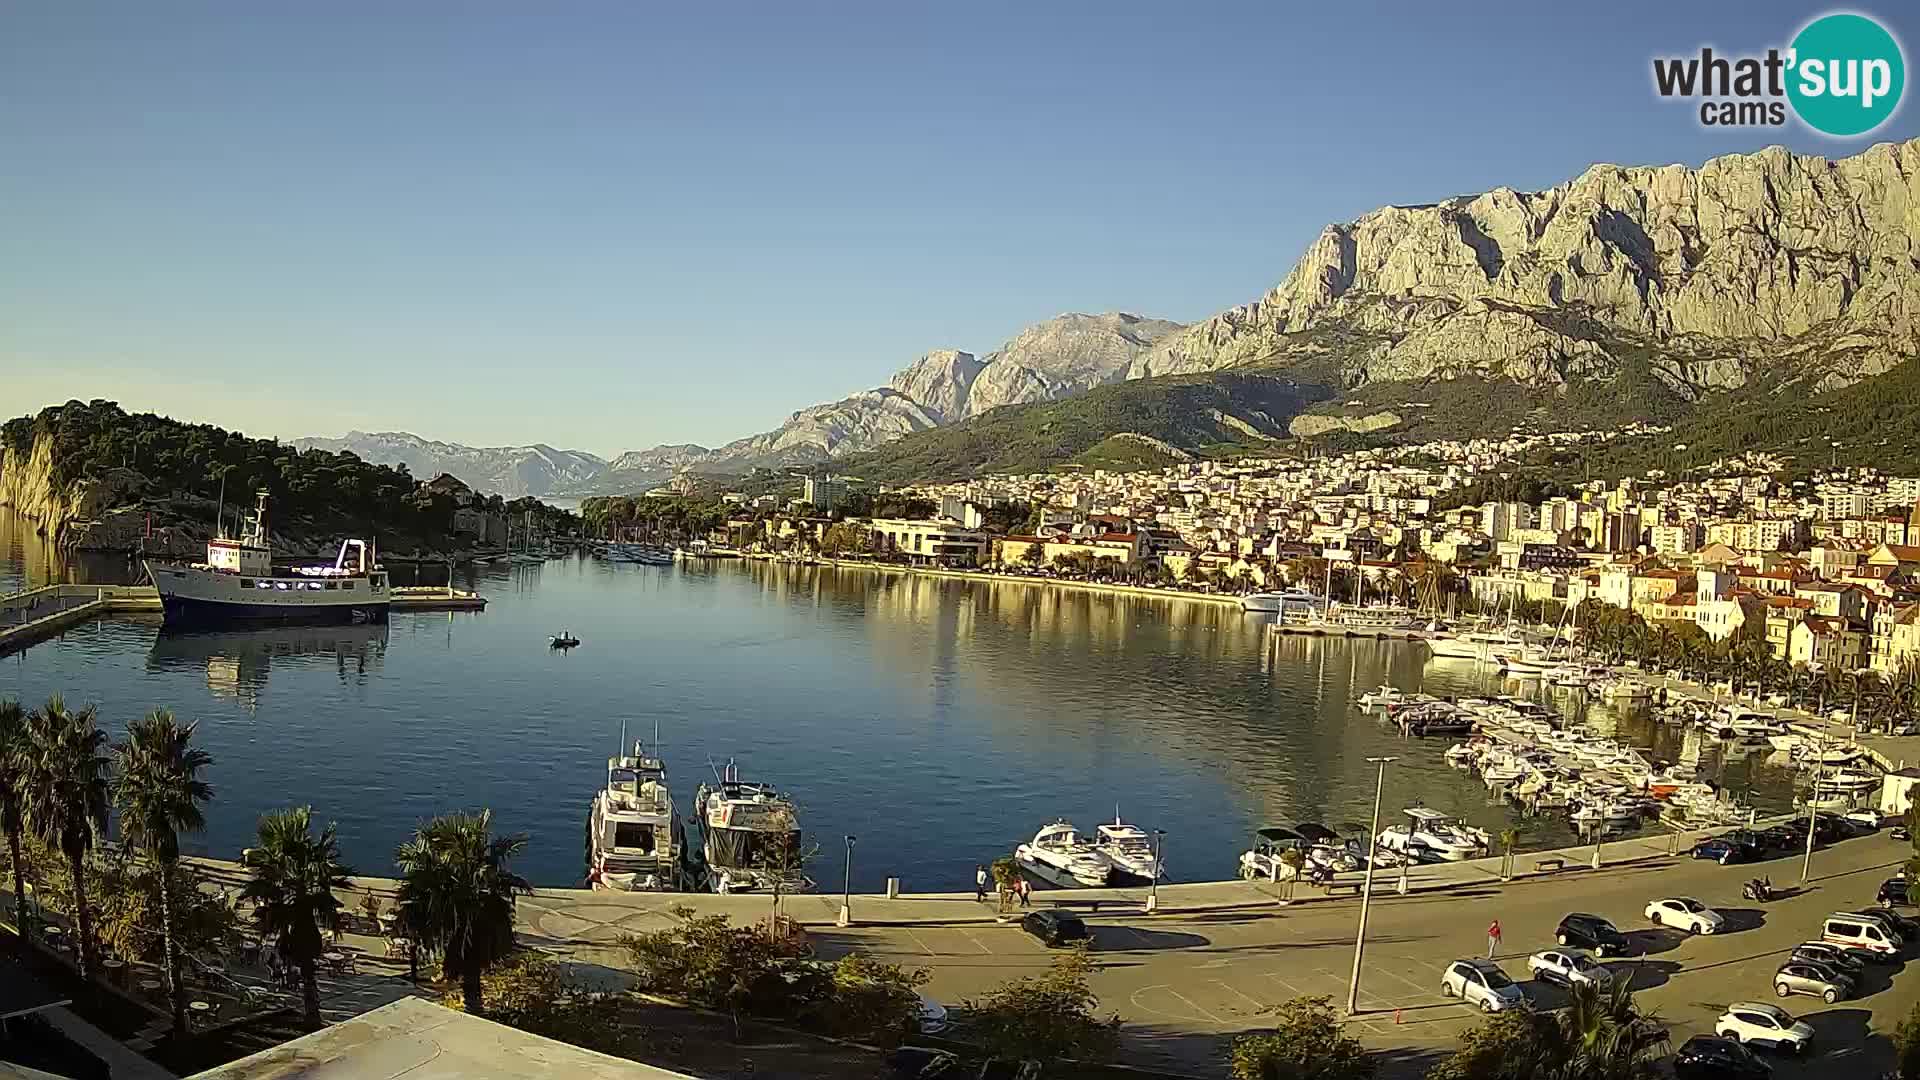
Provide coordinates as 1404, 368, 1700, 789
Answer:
0, 582, 487, 654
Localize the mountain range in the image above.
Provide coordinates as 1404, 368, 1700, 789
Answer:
305, 138, 1920, 494
299, 311, 1184, 495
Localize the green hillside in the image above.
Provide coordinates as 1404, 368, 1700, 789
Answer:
833, 372, 1334, 484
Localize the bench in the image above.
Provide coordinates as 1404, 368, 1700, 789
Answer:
1324, 881, 1362, 896
1534, 858, 1567, 872
1050, 899, 1104, 913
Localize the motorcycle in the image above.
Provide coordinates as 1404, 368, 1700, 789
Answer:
1742, 877, 1774, 902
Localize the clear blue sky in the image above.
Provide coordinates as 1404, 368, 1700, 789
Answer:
3, 2, 1915, 457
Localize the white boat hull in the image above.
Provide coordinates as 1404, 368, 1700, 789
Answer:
147, 562, 390, 625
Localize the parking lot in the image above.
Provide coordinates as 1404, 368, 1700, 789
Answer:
811, 827, 1919, 1076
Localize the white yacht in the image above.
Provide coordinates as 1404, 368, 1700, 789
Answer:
587, 744, 683, 891
146, 492, 390, 625
1429, 629, 1526, 663
1015, 821, 1112, 887
693, 763, 808, 893
1091, 819, 1162, 882
1238, 590, 1323, 617
1376, 807, 1486, 862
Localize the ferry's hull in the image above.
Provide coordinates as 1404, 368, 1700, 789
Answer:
148, 562, 390, 626
156, 594, 390, 625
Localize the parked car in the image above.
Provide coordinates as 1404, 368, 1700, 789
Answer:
1756, 824, 1800, 851
1440, 958, 1527, 1012
1673, 1035, 1772, 1079
915, 994, 949, 1035
1526, 949, 1613, 988
1720, 829, 1772, 854
1878, 877, 1910, 908
1821, 913, 1901, 958
1790, 941, 1866, 977
1851, 907, 1919, 941
1555, 912, 1631, 957
886, 1047, 960, 1079
1646, 897, 1726, 935
1019, 910, 1088, 947
1716, 1002, 1812, 1053
1772, 960, 1852, 1003
1843, 809, 1883, 831
1692, 838, 1758, 865
1785, 815, 1845, 845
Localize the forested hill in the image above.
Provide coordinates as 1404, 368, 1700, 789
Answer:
0, 400, 566, 552
831, 373, 1332, 484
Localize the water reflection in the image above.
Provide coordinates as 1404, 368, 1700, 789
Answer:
0, 533, 1807, 889
147, 624, 390, 710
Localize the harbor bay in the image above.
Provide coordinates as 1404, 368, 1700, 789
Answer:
2, 514, 1799, 893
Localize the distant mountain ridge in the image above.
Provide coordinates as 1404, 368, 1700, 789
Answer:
301, 311, 1186, 496
291, 432, 606, 497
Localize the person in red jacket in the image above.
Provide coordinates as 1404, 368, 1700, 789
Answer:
1486, 918, 1502, 958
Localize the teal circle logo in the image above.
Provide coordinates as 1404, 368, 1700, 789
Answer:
1788, 13, 1905, 136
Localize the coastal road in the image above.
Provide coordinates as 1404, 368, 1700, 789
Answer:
806, 831, 1918, 1077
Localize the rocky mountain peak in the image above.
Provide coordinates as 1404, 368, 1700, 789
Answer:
1130, 138, 1920, 394
887, 349, 983, 423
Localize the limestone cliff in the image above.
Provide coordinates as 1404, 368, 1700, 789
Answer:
1131, 139, 1920, 395
963, 313, 1184, 416
0, 433, 149, 551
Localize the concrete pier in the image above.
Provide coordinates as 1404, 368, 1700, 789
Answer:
0, 582, 486, 654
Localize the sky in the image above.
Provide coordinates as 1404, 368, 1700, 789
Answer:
3, 2, 1916, 459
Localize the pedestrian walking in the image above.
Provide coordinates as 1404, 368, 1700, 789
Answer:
1486, 918, 1502, 958
1017, 877, 1032, 907
974, 864, 988, 903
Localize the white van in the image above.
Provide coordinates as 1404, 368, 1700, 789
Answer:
1822, 913, 1900, 957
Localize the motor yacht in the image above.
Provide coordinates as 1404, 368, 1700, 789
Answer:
693, 762, 808, 894
1376, 807, 1486, 862
1015, 821, 1112, 887
587, 743, 683, 891
1091, 819, 1163, 882
1237, 826, 1313, 881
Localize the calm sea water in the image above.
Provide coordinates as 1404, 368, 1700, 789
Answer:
1, 513, 1797, 890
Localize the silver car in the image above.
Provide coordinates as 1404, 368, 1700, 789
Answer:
1774, 960, 1852, 1004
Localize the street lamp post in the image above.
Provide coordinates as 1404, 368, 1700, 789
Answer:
1803, 750, 1822, 883
1347, 756, 1397, 1016
839, 835, 856, 927
1147, 829, 1166, 913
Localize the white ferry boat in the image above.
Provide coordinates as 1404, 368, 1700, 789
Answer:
145, 493, 389, 625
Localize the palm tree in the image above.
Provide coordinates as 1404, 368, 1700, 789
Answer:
392, 810, 531, 1014
0, 699, 32, 958
239, 807, 353, 1027
113, 709, 214, 1036
18, 697, 110, 982
1555, 979, 1667, 1080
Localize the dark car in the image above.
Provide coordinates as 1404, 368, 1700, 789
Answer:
1757, 824, 1799, 851
1879, 877, 1911, 908
1674, 1035, 1772, 1079
1692, 838, 1757, 865
1555, 913, 1630, 957
1791, 941, 1867, 977
1786, 815, 1845, 845
1854, 907, 1920, 942
1721, 829, 1771, 853
886, 1047, 960, 1079
1020, 910, 1089, 947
